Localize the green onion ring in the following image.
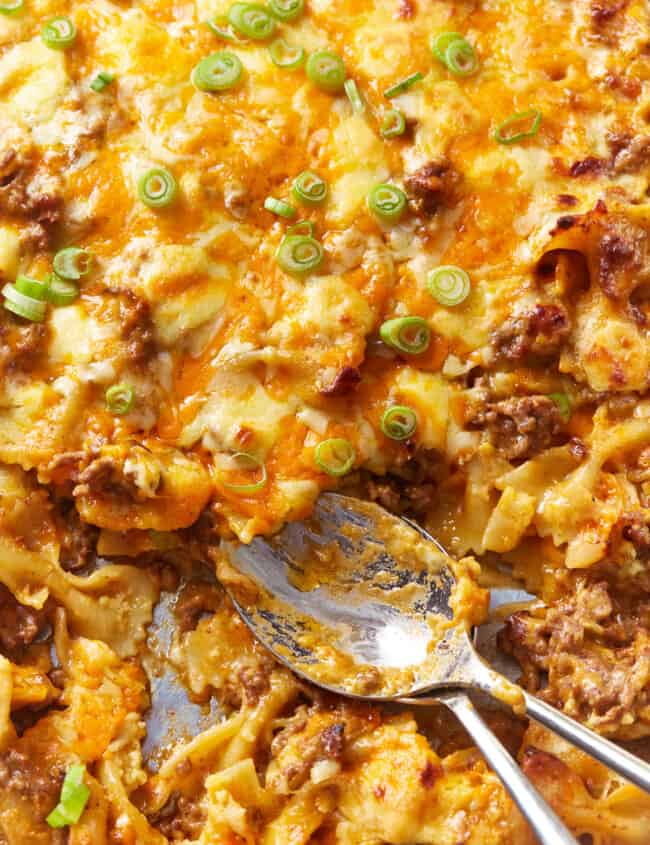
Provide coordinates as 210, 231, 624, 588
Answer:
228, 2, 276, 40
427, 265, 471, 306
14, 274, 48, 301
105, 384, 135, 415
379, 316, 430, 354
305, 50, 346, 92
53, 246, 93, 281
344, 78, 365, 113
90, 71, 115, 92
314, 438, 356, 476
292, 170, 328, 206
0, 0, 24, 15
287, 220, 316, 237
193, 51, 243, 92
380, 108, 406, 138
264, 196, 297, 218
549, 392, 572, 423
268, 38, 305, 69
432, 31, 464, 64
46, 765, 90, 829
41, 16, 77, 50
138, 168, 178, 208
2, 283, 47, 322
206, 15, 247, 42
46, 276, 79, 306
494, 109, 542, 145
383, 71, 423, 99
444, 39, 479, 77
269, 0, 304, 22
217, 452, 268, 493
381, 405, 418, 440
367, 183, 407, 223
276, 235, 324, 275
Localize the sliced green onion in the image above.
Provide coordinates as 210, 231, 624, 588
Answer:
380, 109, 406, 138
367, 183, 407, 223
384, 71, 423, 99
14, 274, 48, 300
444, 39, 479, 77
46, 765, 90, 829
105, 384, 135, 415
276, 235, 324, 275
494, 109, 542, 145
228, 2, 276, 40
380, 316, 430, 354
193, 51, 243, 92
90, 71, 115, 92
287, 220, 315, 237
0, 0, 24, 15
314, 438, 356, 476
217, 452, 268, 493
46, 276, 79, 306
381, 405, 418, 440
292, 171, 328, 206
53, 247, 93, 281
549, 392, 572, 423
268, 38, 305, 69
432, 31, 463, 64
427, 265, 471, 306
2, 283, 47, 322
41, 16, 77, 50
269, 0, 304, 22
344, 78, 365, 113
264, 196, 297, 218
306, 50, 345, 93
138, 168, 178, 208
206, 15, 247, 42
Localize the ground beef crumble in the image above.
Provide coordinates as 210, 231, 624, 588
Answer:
0, 585, 49, 659
491, 304, 570, 361
501, 578, 650, 737
468, 395, 563, 461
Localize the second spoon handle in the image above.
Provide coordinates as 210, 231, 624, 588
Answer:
435, 691, 577, 845
523, 692, 650, 793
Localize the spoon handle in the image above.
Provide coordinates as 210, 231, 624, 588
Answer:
433, 692, 578, 845
523, 691, 650, 793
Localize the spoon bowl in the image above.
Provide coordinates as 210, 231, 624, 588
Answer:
222, 493, 490, 700
221, 492, 650, 845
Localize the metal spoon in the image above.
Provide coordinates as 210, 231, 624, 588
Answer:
221, 493, 650, 845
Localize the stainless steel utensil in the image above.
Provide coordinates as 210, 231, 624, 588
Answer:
221, 492, 650, 845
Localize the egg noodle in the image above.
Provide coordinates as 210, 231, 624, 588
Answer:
0, 0, 650, 842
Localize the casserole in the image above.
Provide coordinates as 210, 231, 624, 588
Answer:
0, 0, 649, 842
